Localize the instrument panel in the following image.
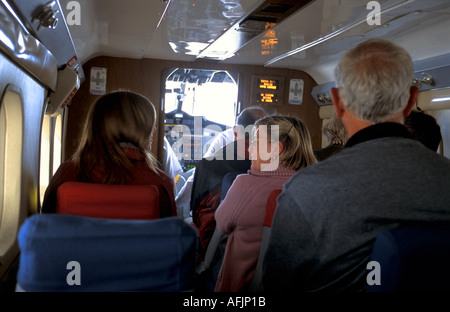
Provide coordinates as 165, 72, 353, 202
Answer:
164, 111, 228, 171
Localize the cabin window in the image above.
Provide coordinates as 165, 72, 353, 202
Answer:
39, 111, 64, 206
0, 87, 23, 255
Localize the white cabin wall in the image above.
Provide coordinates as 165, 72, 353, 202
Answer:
0, 53, 47, 281
428, 110, 450, 159
418, 87, 450, 159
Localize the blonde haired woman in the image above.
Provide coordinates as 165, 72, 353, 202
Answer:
214, 114, 317, 292
42, 91, 177, 217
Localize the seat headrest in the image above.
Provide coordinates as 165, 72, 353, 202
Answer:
368, 224, 450, 292
264, 189, 282, 228
56, 182, 160, 220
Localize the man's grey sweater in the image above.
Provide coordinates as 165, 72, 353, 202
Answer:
263, 123, 450, 292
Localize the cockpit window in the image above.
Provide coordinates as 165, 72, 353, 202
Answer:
164, 68, 238, 127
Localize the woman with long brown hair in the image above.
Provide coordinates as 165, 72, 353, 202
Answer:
42, 91, 176, 217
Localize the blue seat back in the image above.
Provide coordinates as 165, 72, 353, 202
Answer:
367, 224, 450, 292
17, 214, 197, 291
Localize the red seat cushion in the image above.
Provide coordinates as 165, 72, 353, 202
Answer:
56, 182, 160, 220
263, 189, 282, 227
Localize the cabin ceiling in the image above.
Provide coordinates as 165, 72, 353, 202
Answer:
61, 0, 450, 84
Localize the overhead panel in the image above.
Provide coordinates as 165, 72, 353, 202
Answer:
267, 0, 450, 80
197, 0, 313, 60
7, 0, 84, 82
221, 0, 450, 85
166, 0, 262, 57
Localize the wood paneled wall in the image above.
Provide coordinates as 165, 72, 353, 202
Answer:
65, 56, 321, 163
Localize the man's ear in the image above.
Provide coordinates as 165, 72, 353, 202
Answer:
403, 86, 420, 117
331, 87, 344, 118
